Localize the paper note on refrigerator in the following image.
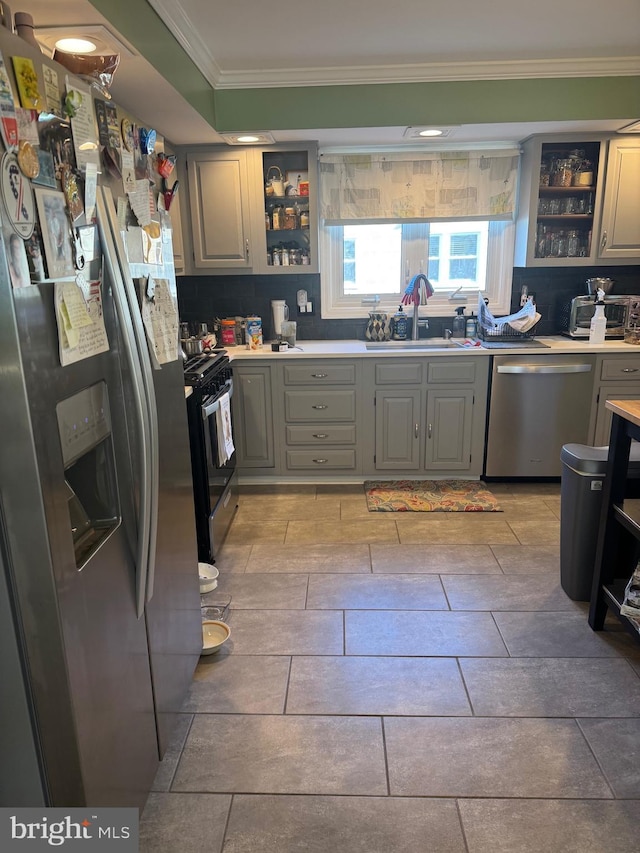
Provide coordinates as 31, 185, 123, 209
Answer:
55, 279, 109, 366
140, 276, 179, 365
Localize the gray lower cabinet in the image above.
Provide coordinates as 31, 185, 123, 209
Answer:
233, 364, 275, 468
281, 360, 360, 474
375, 389, 421, 470
425, 389, 474, 470
370, 358, 489, 477
590, 354, 640, 445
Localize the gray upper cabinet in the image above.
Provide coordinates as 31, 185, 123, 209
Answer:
182, 143, 318, 274
598, 139, 640, 260
186, 149, 253, 270
514, 134, 639, 267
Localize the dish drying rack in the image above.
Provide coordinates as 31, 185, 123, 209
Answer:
477, 299, 539, 342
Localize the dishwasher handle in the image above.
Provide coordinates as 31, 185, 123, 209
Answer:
496, 363, 592, 375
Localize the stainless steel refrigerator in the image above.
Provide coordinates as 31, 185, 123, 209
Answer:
0, 186, 202, 808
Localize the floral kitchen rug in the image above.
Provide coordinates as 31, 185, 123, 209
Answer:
364, 479, 502, 512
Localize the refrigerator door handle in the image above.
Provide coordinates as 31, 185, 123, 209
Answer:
97, 190, 152, 619
100, 188, 160, 605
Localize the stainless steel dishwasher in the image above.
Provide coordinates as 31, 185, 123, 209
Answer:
485, 354, 596, 477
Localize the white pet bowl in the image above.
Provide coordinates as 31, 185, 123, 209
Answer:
201, 620, 231, 655
198, 562, 219, 594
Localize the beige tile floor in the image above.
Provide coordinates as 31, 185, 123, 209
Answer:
141, 482, 640, 852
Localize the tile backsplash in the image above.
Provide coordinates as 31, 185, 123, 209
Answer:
177, 266, 640, 341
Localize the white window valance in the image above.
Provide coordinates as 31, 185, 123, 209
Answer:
319, 149, 520, 224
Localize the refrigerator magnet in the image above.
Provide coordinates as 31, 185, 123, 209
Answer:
1, 151, 35, 238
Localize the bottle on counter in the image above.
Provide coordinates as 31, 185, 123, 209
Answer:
452, 307, 466, 338
465, 313, 478, 338
392, 305, 408, 341
589, 290, 607, 344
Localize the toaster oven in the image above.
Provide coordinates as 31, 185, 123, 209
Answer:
562, 295, 631, 338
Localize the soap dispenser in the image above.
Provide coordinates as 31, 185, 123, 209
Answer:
392, 305, 408, 340
452, 307, 466, 338
589, 288, 607, 344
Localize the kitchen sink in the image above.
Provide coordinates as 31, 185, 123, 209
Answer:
365, 339, 466, 350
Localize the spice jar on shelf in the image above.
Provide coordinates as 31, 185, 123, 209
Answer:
300, 209, 309, 228
572, 159, 593, 187
272, 205, 285, 230
539, 160, 551, 186
551, 159, 574, 187
283, 206, 299, 229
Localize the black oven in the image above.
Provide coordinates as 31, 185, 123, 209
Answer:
185, 352, 238, 564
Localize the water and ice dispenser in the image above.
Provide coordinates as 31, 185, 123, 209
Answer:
56, 382, 120, 569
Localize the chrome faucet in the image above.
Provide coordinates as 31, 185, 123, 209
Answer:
412, 311, 429, 340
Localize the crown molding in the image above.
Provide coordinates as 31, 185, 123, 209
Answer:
146, 0, 222, 86
216, 56, 640, 89
144, 4, 639, 91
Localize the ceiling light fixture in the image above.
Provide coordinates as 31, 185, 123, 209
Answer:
54, 37, 96, 54
403, 126, 458, 140
220, 131, 276, 145
35, 25, 136, 59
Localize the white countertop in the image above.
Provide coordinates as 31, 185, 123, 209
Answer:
226, 337, 640, 360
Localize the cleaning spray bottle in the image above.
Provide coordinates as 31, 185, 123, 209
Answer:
589, 288, 607, 344
452, 307, 466, 338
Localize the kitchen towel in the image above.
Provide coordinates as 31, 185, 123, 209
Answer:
364, 480, 502, 512
216, 391, 235, 466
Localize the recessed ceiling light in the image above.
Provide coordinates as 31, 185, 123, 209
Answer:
220, 131, 276, 145
55, 37, 96, 54
403, 126, 458, 140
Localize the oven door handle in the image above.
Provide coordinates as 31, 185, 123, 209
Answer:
202, 378, 234, 419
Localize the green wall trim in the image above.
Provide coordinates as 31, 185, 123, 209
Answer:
213, 77, 640, 131
87, 0, 216, 125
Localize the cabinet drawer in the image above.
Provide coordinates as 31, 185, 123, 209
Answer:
285, 449, 356, 470
375, 362, 422, 385
283, 363, 355, 385
427, 360, 477, 384
284, 390, 356, 422
600, 358, 640, 381
286, 424, 356, 445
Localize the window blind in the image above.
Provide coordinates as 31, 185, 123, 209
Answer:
319, 149, 520, 224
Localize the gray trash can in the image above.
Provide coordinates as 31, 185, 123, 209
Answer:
560, 443, 640, 601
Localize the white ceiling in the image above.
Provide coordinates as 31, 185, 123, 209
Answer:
10, 0, 640, 146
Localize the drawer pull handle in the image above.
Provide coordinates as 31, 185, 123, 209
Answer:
313, 433, 329, 439
622, 368, 638, 373
311, 373, 328, 378
312, 404, 328, 409
313, 458, 328, 464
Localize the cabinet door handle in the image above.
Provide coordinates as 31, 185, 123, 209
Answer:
312, 404, 328, 409
313, 433, 329, 439
246, 238, 250, 259
312, 458, 328, 464
414, 423, 419, 438
622, 368, 638, 373
601, 231, 607, 251
428, 423, 433, 439
311, 373, 328, 378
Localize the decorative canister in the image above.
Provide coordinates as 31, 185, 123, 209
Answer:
272, 206, 284, 230
551, 158, 573, 187
220, 318, 236, 346
300, 209, 309, 228
246, 316, 263, 350
365, 312, 391, 342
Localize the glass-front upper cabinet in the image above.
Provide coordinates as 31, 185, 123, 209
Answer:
260, 144, 318, 273
514, 135, 607, 267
